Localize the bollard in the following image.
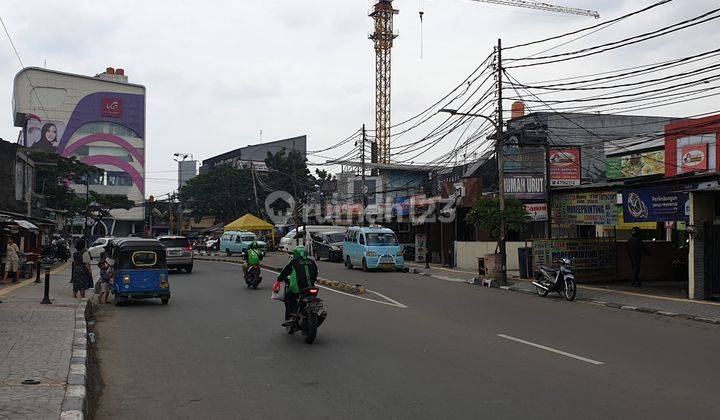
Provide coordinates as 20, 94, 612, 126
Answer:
34, 261, 41, 284
40, 267, 51, 304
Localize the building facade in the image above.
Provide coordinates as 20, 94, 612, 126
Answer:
200, 135, 307, 173
13, 67, 146, 236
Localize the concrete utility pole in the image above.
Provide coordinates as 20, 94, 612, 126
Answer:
361, 124, 368, 226
497, 38, 507, 285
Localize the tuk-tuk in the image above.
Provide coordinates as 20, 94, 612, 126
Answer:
107, 238, 170, 306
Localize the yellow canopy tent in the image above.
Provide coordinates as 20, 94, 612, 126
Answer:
224, 214, 275, 244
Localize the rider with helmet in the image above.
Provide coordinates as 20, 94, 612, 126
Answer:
276, 246, 318, 326
242, 241, 264, 278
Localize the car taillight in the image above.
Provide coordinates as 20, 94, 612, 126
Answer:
123, 275, 131, 285
183, 245, 193, 253
309, 288, 319, 296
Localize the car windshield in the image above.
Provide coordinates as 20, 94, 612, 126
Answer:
366, 233, 398, 246
241, 236, 255, 242
159, 238, 189, 248
327, 233, 345, 243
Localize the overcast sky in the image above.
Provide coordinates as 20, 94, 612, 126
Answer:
0, 0, 718, 197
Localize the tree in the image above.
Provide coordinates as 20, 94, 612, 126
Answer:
87, 191, 134, 222
263, 150, 317, 224
465, 197, 530, 250
29, 151, 103, 215
178, 164, 254, 224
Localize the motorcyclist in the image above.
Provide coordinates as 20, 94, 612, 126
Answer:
276, 246, 318, 326
242, 241, 264, 278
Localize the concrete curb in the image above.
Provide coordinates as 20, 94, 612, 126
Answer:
194, 256, 367, 295
60, 299, 90, 420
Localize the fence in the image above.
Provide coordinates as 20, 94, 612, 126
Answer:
532, 237, 617, 282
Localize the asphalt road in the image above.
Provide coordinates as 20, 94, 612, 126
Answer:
94, 255, 720, 419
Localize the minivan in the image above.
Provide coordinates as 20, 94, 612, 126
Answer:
343, 226, 404, 271
220, 231, 265, 256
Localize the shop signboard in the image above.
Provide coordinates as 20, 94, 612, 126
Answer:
606, 150, 665, 179
680, 144, 709, 173
504, 173, 546, 199
533, 237, 616, 280
503, 147, 545, 173
615, 206, 656, 230
393, 196, 410, 216
552, 192, 617, 226
524, 203, 548, 221
622, 186, 690, 223
548, 148, 581, 186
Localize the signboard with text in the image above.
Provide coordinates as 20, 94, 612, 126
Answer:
524, 203, 548, 222
503, 147, 546, 173
622, 186, 690, 223
504, 173, 546, 199
548, 148, 581, 186
680, 144, 709, 173
101, 98, 123, 118
552, 191, 617, 226
606, 150, 665, 179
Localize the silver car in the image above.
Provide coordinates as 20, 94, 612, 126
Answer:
157, 236, 194, 273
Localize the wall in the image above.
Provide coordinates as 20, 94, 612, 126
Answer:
455, 241, 529, 273
689, 191, 715, 299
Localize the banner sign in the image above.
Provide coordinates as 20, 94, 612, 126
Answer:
504, 173, 546, 199
533, 237, 616, 281
615, 206, 656, 230
606, 150, 665, 179
524, 203, 548, 221
622, 186, 690, 222
548, 148, 581, 186
552, 192, 617, 226
680, 144, 709, 173
393, 196, 411, 216
503, 147, 546, 173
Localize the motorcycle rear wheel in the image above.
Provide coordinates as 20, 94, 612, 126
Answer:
302, 311, 318, 344
535, 273, 549, 297
564, 279, 577, 301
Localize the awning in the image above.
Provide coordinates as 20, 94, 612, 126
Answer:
14, 220, 39, 231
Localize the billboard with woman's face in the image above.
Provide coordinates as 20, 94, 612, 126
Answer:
25, 116, 66, 152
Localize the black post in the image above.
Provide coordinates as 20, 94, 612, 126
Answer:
40, 266, 51, 304
34, 259, 41, 284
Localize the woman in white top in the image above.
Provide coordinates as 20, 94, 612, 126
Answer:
2, 237, 21, 285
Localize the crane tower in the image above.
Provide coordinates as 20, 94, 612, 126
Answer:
369, 0, 398, 164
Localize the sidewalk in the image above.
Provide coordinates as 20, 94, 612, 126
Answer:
406, 262, 720, 324
0, 262, 92, 419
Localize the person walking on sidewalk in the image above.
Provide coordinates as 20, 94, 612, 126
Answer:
96, 252, 113, 304
2, 237, 21, 285
71, 239, 92, 299
628, 227, 648, 287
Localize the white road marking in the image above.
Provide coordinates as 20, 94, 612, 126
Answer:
260, 267, 408, 309
497, 334, 605, 366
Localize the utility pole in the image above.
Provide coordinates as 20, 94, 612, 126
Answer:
250, 165, 260, 215
83, 181, 90, 240
361, 124, 368, 226
497, 38, 508, 285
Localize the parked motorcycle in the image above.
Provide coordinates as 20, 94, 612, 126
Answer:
244, 264, 262, 289
533, 257, 577, 301
285, 287, 328, 344
53, 239, 70, 262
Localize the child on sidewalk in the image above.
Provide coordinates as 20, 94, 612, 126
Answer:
96, 252, 114, 304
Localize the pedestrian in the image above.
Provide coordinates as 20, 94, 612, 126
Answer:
2, 237, 21, 285
96, 251, 113, 304
71, 239, 93, 298
627, 227, 648, 287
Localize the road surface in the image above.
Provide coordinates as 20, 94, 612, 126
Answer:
94, 256, 720, 419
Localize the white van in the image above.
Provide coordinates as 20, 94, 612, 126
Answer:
279, 226, 347, 254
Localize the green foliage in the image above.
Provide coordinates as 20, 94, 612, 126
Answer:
87, 191, 134, 221
465, 197, 531, 240
29, 152, 104, 215
179, 164, 254, 224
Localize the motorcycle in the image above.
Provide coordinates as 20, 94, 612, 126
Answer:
285, 287, 328, 344
53, 240, 70, 262
533, 257, 577, 301
244, 264, 262, 289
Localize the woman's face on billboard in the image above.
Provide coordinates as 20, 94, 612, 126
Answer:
46, 125, 57, 143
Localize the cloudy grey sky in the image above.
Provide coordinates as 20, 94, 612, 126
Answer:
0, 0, 718, 197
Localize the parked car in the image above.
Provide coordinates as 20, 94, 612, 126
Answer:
157, 235, 194, 273
220, 231, 267, 256
88, 237, 113, 259
343, 226, 404, 271
279, 226, 348, 254
312, 232, 346, 262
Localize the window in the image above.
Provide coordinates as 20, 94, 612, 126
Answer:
15, 160, 25, 201
87, 173, 104, 185
158, 238, 190, 248
107, 171, 133, 186
241, 235, 255, 242
132, 251, 157, 267
327, 233, 345, 243
359, 234, 365, 245
366, 233, 398, 246
75, 122, 140, 139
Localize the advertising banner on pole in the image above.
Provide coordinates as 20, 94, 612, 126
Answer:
622, 186, 690, 222
548, 148, 581, 186
552, 192, 617, 226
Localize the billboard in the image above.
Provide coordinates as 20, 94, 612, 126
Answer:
25, 116, 66, 153
606, 150, 665, 179
622, 186, 690, 223
524, 203, 548, 222
504, 173, 546, 199
503, 147, 545, 173
680, 144, 709, 173
552, 192, 617, 226
548, 148, 581, 186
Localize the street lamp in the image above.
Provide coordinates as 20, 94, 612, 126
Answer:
439, 108, 508, 285
172, 153, 194, 235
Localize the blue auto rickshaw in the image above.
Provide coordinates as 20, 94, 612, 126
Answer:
107, 238, 171, 306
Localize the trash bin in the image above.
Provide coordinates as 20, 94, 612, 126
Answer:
518, 247, 533, 279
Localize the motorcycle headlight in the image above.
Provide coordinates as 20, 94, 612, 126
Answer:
366, 251, 377, 257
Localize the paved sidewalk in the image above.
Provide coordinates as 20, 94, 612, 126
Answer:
0, 262, 92, 419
